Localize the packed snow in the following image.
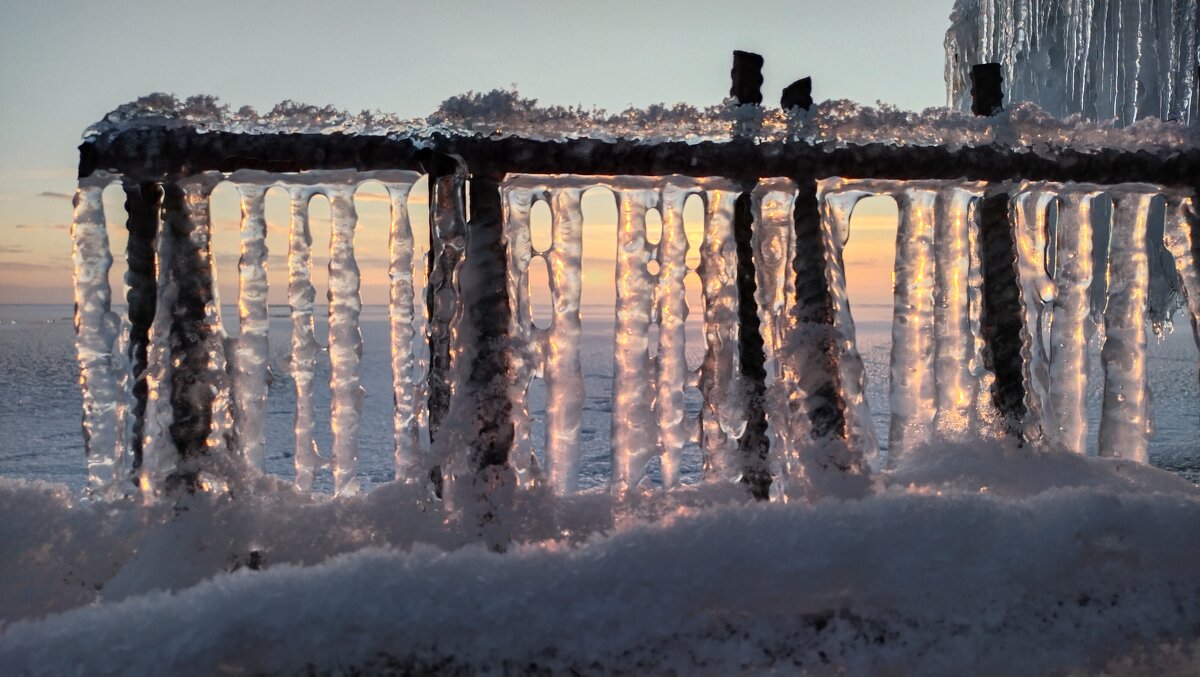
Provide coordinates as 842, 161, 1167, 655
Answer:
1, 440, 1198, 674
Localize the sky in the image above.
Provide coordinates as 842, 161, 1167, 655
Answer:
0, 0, 956, 308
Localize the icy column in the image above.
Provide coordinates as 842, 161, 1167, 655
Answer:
655, 184, 691, 488
148, 175, 232, 493
234, 183, 270, 470
1163, 196, 1200, 407
1046, 189, 1100, 455
384, 176, 423, 480
611, 186, 660, 494
814, 182, 880, 468
1011, 185, 1060, 442
931, 185, 987, 439
750, 180, 798, 488
71, 175, 124, 496
698, 187, 744, 481
326, 184, 363, 496
426, 170, 467, 449
1098, 189, 1157, 462
287, 186, 322, 491
888, 187, 938, 467
545, 186, 585, 493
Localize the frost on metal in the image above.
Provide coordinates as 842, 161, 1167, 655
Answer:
86, 90, 1197, 155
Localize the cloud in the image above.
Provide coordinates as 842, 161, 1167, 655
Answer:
14, 223, 70, 231
0, 260, 56, 271
0, 245, 30, 254
38, 191, 74, 201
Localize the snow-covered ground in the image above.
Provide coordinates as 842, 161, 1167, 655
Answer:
1, 439, 1198, 675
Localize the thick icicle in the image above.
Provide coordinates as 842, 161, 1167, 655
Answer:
655, 184, 691, 488
326, 184, 363, 496
1163, 195, 1200, 403
1011, 185, 1060, 442
888, 186, 938, 468
611, 185, 659, 494
139, 182, 179, 497
815, 182, 880, 468
121, 180, 161, 486
287, 186, 322, 491
384, 176, 423, 480
71, 175, 124, 496
545, 186, 585, 493
932, 185, 987, 440
698, 187, 744, 481
1046, 188, 1101, 455
750, 180, 798, 489
233, 183, 270, 470
1098, 188, 1157, 462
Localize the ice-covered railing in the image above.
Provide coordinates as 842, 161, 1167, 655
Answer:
71, 55, 1200, 511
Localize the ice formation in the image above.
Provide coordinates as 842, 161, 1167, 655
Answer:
946, 0, 1199, 125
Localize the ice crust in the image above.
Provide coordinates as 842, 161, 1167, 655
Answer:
85, 90, 1198, 154
1, 442, 1197, 675
947, 0, 1199, 126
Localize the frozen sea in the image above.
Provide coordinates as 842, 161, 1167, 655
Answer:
1, 302, 1197, 490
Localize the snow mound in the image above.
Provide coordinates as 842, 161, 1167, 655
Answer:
84, 90, 1199, 154
1, 440, 1198, 674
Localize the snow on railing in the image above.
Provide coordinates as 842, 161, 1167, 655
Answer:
70, 60, 1200, 507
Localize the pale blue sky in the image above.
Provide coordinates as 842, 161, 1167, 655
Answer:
0, 0, 955, 302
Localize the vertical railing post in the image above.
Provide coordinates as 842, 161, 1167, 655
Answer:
157, 175, 234, 493
970, 62, 1029, 438
121, 180, 161, 489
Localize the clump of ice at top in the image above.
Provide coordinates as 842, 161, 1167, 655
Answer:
85, 89, 1198, 154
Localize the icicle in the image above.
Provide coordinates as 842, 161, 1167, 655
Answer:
500, 182, 537, 485
287, 186, 321, 492
1011, 184, 1059, 442
139, 182, 179, 498
610, 185, 659, 494
1098, 189, 1157, 462
1163, 195, 1200, 396
326, 184, 363, 496
1046, 188, 1101, 455
545, 185, 585, 494
698, 186, 743, 482
888, 186, 938, 468
71, 175, 123, 497
384, 175, 423, 481
750, 180, 799, 485
654, 184, 691, 489
816, 182, 880, 468
233, 183, 270, 470
931, 185, 987, 440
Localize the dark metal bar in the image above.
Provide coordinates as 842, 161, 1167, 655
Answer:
733, 191, 771, 500
81, 129, 1200, 189
978, 191, 1028, 435
121, 180, 160, 484
781, 77, 814, 111
730, 50, 764, 105
971, 63, 1004, 116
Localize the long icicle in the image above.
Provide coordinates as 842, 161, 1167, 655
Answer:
816, 182, 879, 469
287, 186, 321, 491
71, 175, 123, 497
750, 179, 798, 490
386, 178, 421, 480
326, 184, 363, 496
234, 183, 270, 470
1098, 188, 1157, 462
610, 186, 658, 494
1011, 184, 1059, 443
887, 186, 938, 468
932, 185, 986, 440
500, 183, 536, 485
655, 183, 691, 489
546, 185, 585, 493
1047, 188, 1100, 455
1163, 195, 1200, 419
698, 187, 743, 481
